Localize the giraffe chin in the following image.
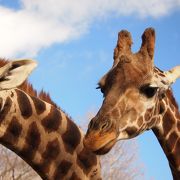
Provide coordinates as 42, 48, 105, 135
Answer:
93, 139, 117, 155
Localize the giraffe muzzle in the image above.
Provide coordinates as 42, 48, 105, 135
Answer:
83, 130, 117, 155
93, 138, 117, 155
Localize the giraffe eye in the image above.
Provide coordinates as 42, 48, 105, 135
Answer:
96, 85, 105, 94
140, 85, 158, 98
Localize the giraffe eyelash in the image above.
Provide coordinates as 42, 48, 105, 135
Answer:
140, 84, 158, 98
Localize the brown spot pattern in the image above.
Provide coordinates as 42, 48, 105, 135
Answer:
152, 127, 161, 141
177, 122, 180, 132
62, 118, 81, 154
39, 138, 60, 175
42, 138, 60, 161
168, 139, 180, 169
31, 96, 46, 115
41, 106, 61, 133
175, 109, 180, 121
167, 153, 175, 168
0, 97, 12, 124
16, 89, 32, 119
174, 139, 180, 166
147, 117, 156, 128
171, 168, 180, 180
77, 148, 97, 175
159, 103, 165, 114
137, 116, 143, 126
69, 172, 82, 180
126, 127, 138, 137
163, 109, 175, 137
166, 90, 179, 109
167, 132, 178, 152
144, 108, 153, 121
20, 122, 41, 160
53, 160, 72, 180
0, 97, 3, 108
36, 162, 50, 177
0, 116, 22, 146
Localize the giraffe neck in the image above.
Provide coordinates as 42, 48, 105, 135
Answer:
152, 90, 180, 180
0, 88, 101, 180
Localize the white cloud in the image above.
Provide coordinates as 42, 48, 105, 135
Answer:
0, 0, 179, 58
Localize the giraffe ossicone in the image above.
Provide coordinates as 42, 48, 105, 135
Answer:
0, 59, 101, 180
84, 28, 180, 179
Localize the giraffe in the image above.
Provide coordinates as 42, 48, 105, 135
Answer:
84, 28, 180, 179
0, 59, 101, 180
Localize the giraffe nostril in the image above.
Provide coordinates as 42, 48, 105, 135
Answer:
101, 123, 107, 130
100, 120, 112, 131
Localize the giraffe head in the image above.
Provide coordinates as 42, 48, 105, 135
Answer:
84, 28, 180, 155
0, 59, 37, 90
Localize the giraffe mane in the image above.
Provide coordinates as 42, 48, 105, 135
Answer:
0, 59, 58, 108
166, 89, 179, 109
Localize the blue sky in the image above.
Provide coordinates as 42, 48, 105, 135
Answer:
0, 1, 180, 180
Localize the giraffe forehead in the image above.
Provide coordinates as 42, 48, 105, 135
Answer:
100, 62, 152, 90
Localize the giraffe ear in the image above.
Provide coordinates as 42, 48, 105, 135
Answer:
0, 59, 37, 90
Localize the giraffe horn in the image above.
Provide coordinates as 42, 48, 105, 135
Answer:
165, 66, 180, 84
139, 27, 155, 60
113, 30, 133, 66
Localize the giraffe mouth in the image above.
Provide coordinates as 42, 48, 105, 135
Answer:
84, 131, 117, 155
93, 138, 117, 155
